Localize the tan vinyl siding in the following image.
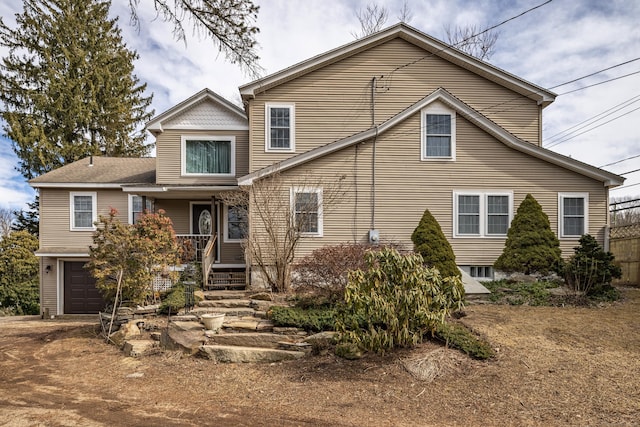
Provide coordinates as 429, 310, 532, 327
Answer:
255, 112, 606, 267
39, 188, 128, 249
156, 129, 249, 184
249, 38, 540, 172
40, 256, 58, 316
219, 241, 244, 264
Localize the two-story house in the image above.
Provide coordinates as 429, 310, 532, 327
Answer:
31, 24, 623, 316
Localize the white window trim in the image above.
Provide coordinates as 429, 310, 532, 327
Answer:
421, 102, 456, 161
265, 103, 295, 153
180, 135, 236, 177
223, 204, 247, 243
558, 192, 589, 238
453, 191, 513, 238
291, 186, 323, 237
69, 192, 97, 231
128, 195, 153, 224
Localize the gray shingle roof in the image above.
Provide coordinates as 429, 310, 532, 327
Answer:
29, 157, 156, 186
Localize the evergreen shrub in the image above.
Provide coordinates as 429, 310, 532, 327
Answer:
411, 209, 460, 278
494, 194, 562, 275
564, 234, 622, 295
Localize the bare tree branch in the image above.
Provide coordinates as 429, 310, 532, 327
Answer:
129, 0, 263, 77
0, 208, 14, 238
219, 173, 346, 292
397, 0, 413, 24
352, 3, 388, 39
444, 24, 499, 60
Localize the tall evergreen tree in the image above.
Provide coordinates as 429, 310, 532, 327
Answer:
411, 208, 461, 278
0, 0, 154, 180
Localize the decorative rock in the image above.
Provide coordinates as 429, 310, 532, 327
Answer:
134, 304, 160, 315
247, 292, 272, 301
150, 332, 161, 341
171, 321, 204, 332
277, 341, 313, 353
109, 321, 141, 348
160, 324, 205, 355
273, 327, 305, 334
304, 331, 337, 345
123, 340, 157, 357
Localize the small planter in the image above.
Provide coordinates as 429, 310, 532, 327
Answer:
201, 313, 225, 332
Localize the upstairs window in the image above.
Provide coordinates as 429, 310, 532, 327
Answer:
422, 104, 456, 160
129, 195, 153, 224
266, 104, 295, 152
559, 193, 588, 237
224, 205, 248, 242
70, 192, 96, 231
454, 191, 512, 237
182, 136, 235, 176
292, 187, 322, 236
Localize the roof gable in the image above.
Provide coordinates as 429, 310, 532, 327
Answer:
238, 88, 622, 188
146, 88, 248, 136
240, 23, 556, 107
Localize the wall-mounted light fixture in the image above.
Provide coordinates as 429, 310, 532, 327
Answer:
45, 265, 52, 274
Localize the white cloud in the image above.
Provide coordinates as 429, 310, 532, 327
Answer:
0, 0, 638, 200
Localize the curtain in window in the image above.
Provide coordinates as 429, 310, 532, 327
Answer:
186, 140, 231, 174
426, 114, 451, 157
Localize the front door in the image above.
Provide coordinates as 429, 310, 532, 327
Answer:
191, 202, 218, 262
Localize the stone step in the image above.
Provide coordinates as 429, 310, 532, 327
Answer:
203, 290, 248, 301
199, 345, 306, 363
189, 306, 263, 318
123, 339, 158, 357
198, 298, 252, 309
206, 332, 303, 349
223, 317, 274, 332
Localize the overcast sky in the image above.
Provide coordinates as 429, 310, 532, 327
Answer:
0, 0, 639, 211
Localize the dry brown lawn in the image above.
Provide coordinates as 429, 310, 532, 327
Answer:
0, 288, 638, 426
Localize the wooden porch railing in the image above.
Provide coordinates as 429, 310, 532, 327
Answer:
202, 234, 218, 289
176, 234, 213, 263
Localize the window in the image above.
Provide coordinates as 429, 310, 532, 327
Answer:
70, 192, 96, 231
454, 191, 512, 237
224, 205, 248, 242
292, 187, 322, 236
559, 193, 588, 237
182, 136, 235, 176
470, 266, 493, 279
266, 104, 295, 152
128, 195, 153, 224
421, 103, 455, 160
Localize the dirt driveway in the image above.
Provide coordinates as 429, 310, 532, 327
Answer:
1, 289, 639, 426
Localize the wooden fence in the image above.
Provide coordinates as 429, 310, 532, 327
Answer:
609, 223, 640, 286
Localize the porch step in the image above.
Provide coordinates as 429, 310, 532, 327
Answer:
199, 345, 306, 363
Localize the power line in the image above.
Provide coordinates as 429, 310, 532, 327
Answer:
600, 153, 640, 168
543, 94, 640, 145
545, 106, 640, 148
557, 70, 640, 95
619, 168, 640, 176
611, 182, 640, 192
549, 57, 640, 89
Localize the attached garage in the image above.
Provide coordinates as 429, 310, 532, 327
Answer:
63, 261, 106, 314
